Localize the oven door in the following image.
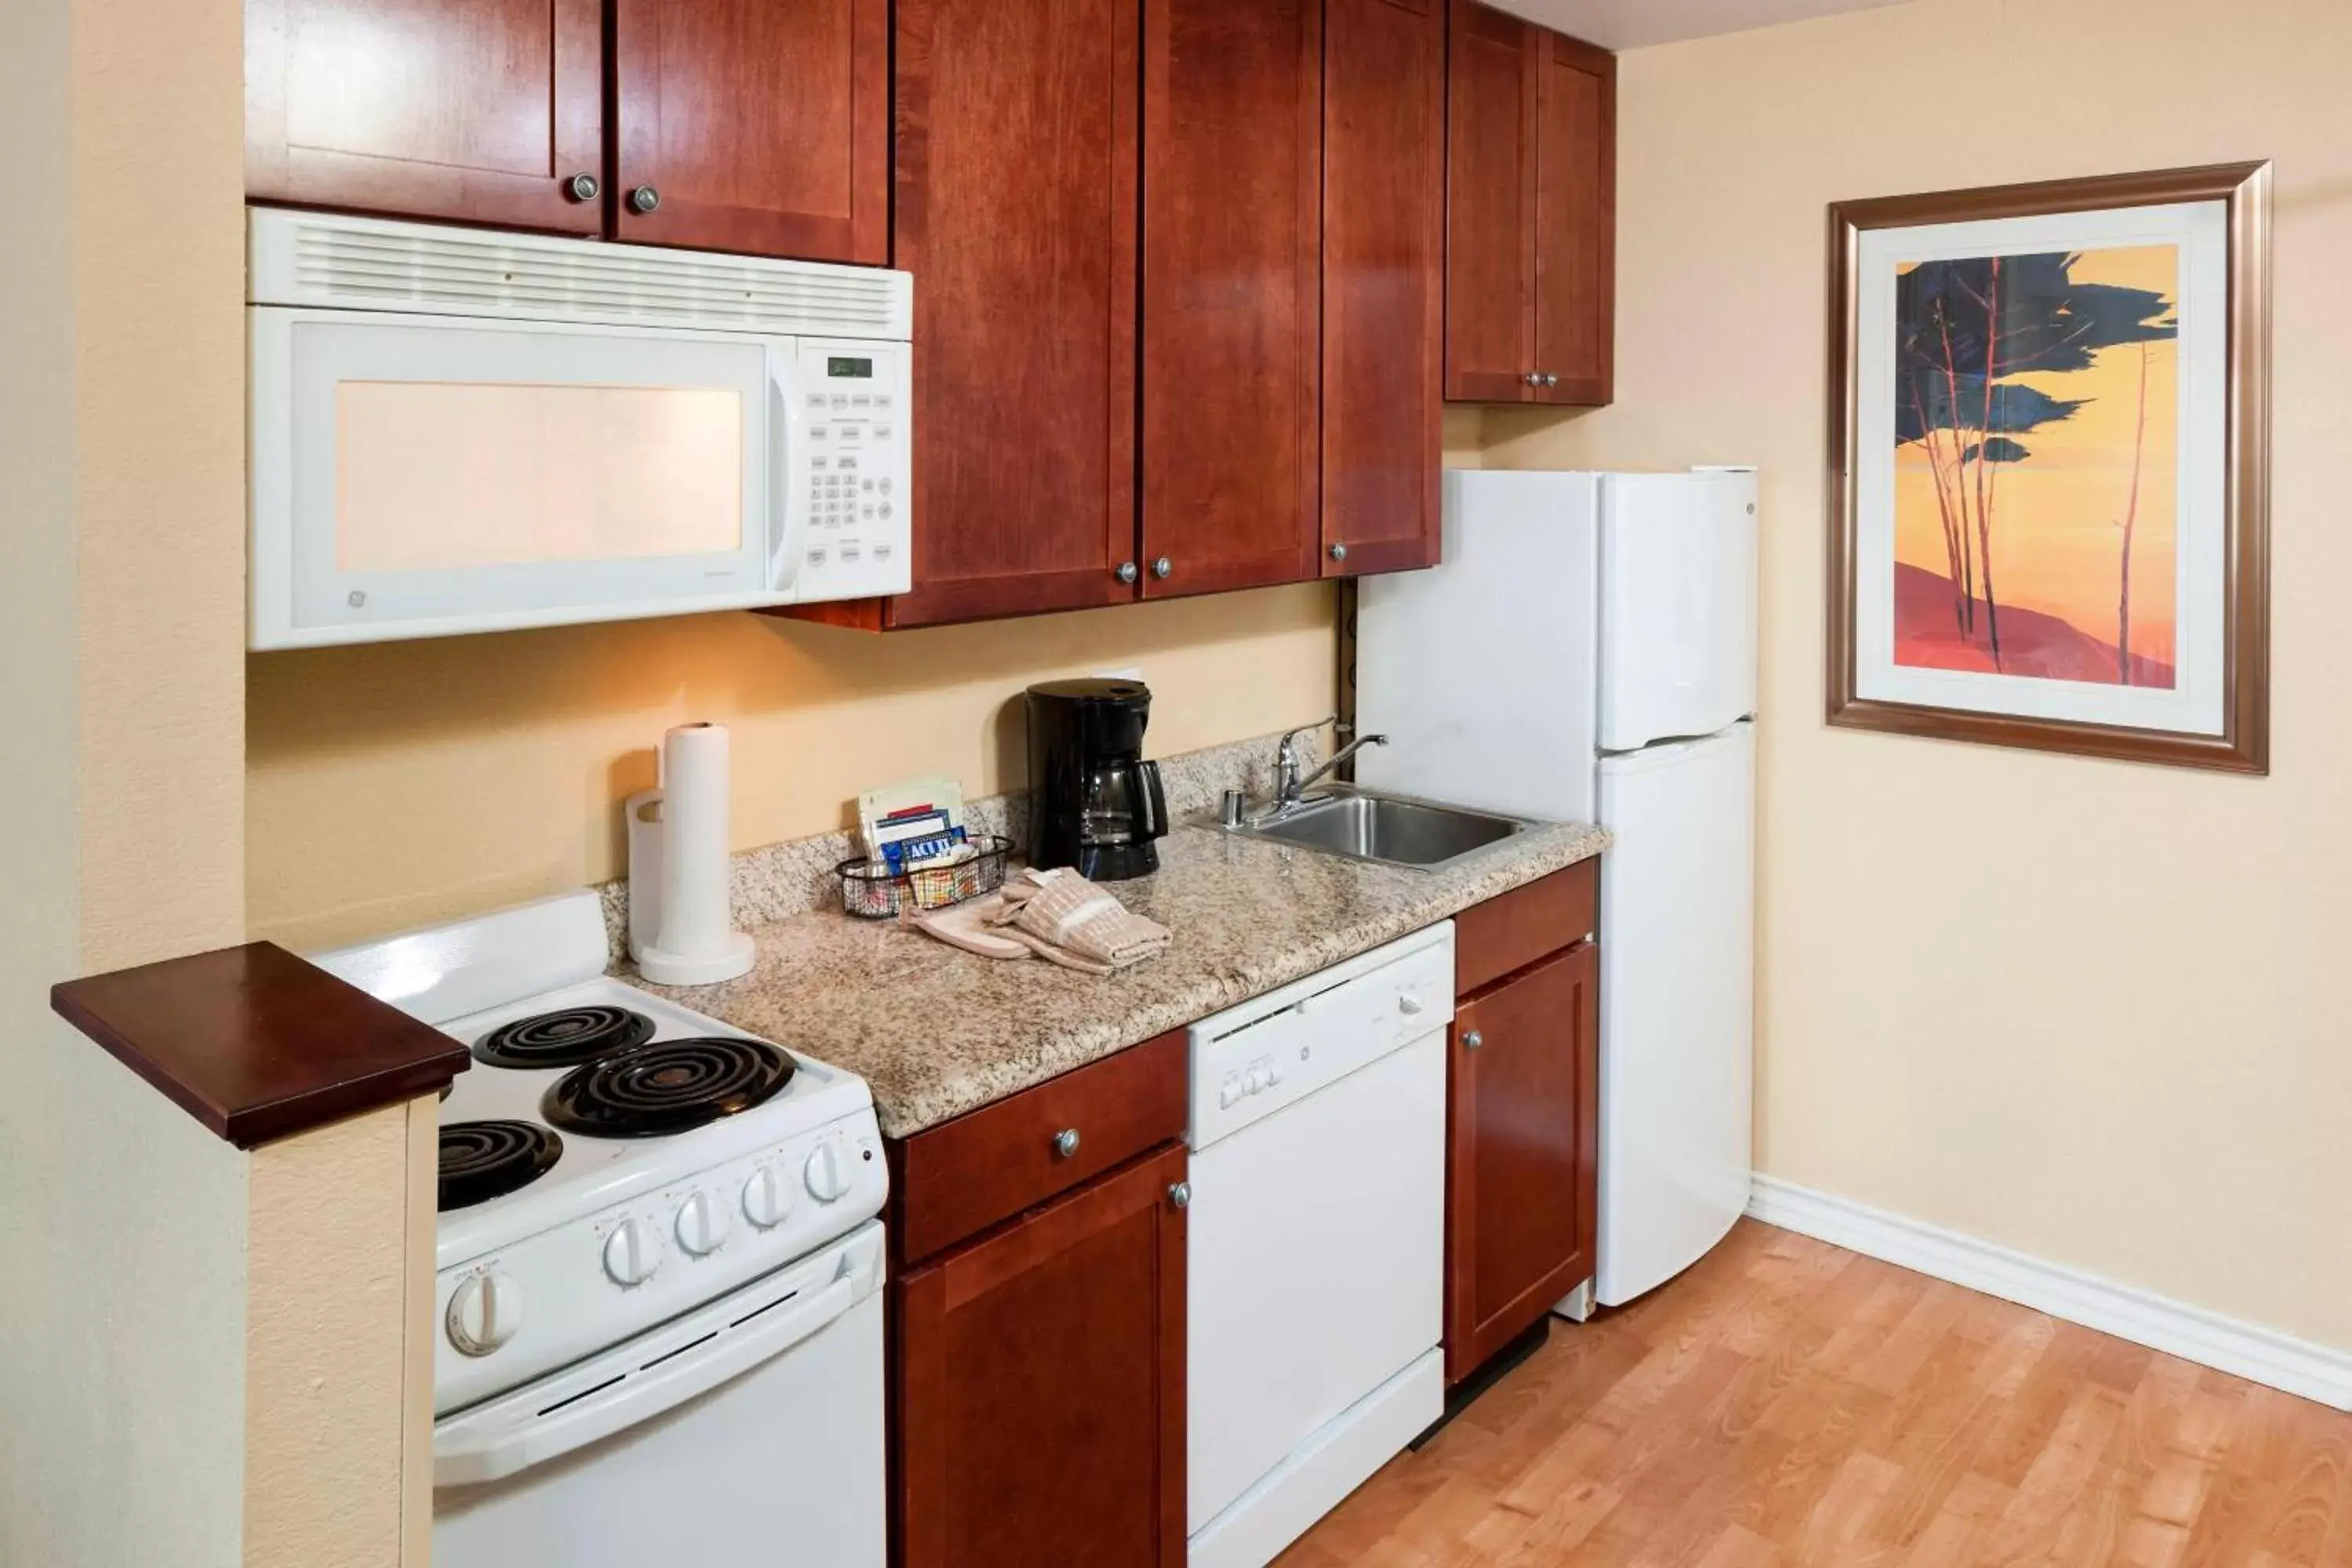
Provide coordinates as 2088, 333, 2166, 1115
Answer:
431, 1221, 884, 1568
249, 308, 811, 648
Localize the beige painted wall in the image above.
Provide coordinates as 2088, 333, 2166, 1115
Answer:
1483, 0, 2352, 1348
249, 585, 1340, 950
0, 0, 254, 1563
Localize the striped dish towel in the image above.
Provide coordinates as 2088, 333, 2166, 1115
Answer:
989, 867, 1172, 972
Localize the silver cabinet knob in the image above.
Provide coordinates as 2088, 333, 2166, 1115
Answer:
1116, 561, 1139, 584
564, 172, 600, 203
1052, 1127, 1080, 1160
1151, 557, 1172, 579
1541, 372, 1560, 387
627, 184, 661, 214
1523, 372, 1543, 387
1461, 1029, 1484, 1051
1167, 1181, 1192, 1210
1328, 542, 1348, 562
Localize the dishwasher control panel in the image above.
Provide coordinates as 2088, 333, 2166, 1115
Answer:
1185, 922, 1456, 1149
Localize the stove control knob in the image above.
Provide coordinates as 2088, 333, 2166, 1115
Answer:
804, 1144, 851, 1204
602, 1218, 662, 1287
674, 1191, 728, 1257
742, 1163, 793, 1229
446, 1271, 524, 1357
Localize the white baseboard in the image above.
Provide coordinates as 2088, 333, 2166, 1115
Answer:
1746, 1174, 2352, 1411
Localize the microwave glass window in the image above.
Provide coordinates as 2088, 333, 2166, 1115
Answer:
333, 381, 744, 572
826, 357, 873, 379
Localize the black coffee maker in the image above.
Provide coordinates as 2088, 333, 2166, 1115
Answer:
1025, 679, 1168, 880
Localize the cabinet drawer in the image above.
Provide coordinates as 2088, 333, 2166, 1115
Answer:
1454, 858, 1599, 996
891, 1030, 1187, 1266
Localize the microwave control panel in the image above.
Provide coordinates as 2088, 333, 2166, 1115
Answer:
796, 339, 913, 600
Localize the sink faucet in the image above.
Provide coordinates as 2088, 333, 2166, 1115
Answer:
1266, 721, 1389, 817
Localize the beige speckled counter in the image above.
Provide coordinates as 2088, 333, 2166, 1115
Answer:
633, 818, 1608, 1140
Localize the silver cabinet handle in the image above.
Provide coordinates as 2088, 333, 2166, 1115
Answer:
1541, 372, 1560, 387
1151, 557, 1173, 579
627, 184, 661, 214
1328, 542, 1348, 562
564, 172, 600, 203
1052, 1127, 1080, 1159
1523, 372, 1543, 387
1116, 561, 1139, 584
1462, 1029, 1484, 1051
1167, 1181, 1191, 1210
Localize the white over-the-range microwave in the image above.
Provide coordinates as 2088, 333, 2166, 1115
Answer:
247, 209, 912, 648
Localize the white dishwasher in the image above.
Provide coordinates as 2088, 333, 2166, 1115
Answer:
1186, 922, 1454, 1568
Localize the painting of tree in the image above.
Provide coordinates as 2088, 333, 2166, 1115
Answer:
1890, 248, 2177, 686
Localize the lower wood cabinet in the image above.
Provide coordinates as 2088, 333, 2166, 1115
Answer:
1446, 862, 1601, 1384
887, 1031, 1189, 1565
895, 1143, 1189, 1567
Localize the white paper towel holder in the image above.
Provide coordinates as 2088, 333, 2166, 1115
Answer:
626, 724, 756, 986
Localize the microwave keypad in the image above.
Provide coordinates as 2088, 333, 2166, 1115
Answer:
799, 347, 906, 588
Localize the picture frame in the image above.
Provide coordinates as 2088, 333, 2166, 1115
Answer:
1825, 162, 2271, 773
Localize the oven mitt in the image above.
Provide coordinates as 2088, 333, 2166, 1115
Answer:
992, 868, 1172, 970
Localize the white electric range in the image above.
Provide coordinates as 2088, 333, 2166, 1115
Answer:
315, 888, 887, 1568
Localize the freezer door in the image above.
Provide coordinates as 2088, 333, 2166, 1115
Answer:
1595, 721, 1754, 1306
1599, 471, 1758, 753
1356, 470, 1600, 822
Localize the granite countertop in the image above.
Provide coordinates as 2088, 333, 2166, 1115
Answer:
634, 818, 1608, 1139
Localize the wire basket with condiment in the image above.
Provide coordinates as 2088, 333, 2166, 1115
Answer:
836, 835, 1014, 919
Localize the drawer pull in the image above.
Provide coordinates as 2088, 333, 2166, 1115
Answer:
1167, 1181, 1191, 1210
1052, 1127, 1081, 1160
1461, 1029, 1484, 1051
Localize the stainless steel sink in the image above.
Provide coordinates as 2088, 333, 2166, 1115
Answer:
1218, 787, 1536, 870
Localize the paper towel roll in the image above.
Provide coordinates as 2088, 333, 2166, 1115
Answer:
630, 721, 754, 985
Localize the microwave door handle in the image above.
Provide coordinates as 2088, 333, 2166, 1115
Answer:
768, 350, 811, 597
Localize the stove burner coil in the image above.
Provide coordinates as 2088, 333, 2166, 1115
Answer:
474, 1005, 655, 1070
438, 1120, 563, 1210
542, 1037, 794, 1139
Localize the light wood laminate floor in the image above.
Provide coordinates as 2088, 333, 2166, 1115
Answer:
1279, 1220, 2352, 1567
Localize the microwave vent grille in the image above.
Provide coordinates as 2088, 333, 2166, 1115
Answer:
254, 212, 910, 339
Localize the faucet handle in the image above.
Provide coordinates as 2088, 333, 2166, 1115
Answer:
1276, 716, 1339, 760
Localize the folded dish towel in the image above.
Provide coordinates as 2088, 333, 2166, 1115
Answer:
992, 867, 1172, 972
905, 892, 1032, 961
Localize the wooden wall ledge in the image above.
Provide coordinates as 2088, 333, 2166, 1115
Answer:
51, 942, 468, 1149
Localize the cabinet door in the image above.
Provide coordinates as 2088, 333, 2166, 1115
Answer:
1442, 0, 1537, 402
1139, 0, 1323, 599
1446, 940, 1598, 1383
246, 0, 603, 232
1530, 33, 1616, 405
886, 0, 1142, 626
1321, 0, 1445, 577
611, 0, 889, 262
896, 1144, 1188, 1568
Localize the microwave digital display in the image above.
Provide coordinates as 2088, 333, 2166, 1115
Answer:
826, 357, 873, 379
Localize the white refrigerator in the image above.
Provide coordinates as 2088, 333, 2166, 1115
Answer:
1356, 467, 1757, 1308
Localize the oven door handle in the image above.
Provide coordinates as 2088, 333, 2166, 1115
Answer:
432, 1269, 860, 1489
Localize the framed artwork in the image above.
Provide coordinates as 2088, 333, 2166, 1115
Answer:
1826, 162, 2270, 772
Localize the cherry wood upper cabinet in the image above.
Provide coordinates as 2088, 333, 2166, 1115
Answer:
1446, 938, 1599, 1384
246, 0, 604, 233
880, 0, 1142, 627
1320, 0, 1446, 577
1443, 1, 1616, 405
1138, 0, 1323, 600
895, 1145, 1189, 1568
611, 0, 889, 263
1530, 31, 1616, 404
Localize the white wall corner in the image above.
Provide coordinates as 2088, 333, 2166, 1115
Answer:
1747, 1174, 2352, 1412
